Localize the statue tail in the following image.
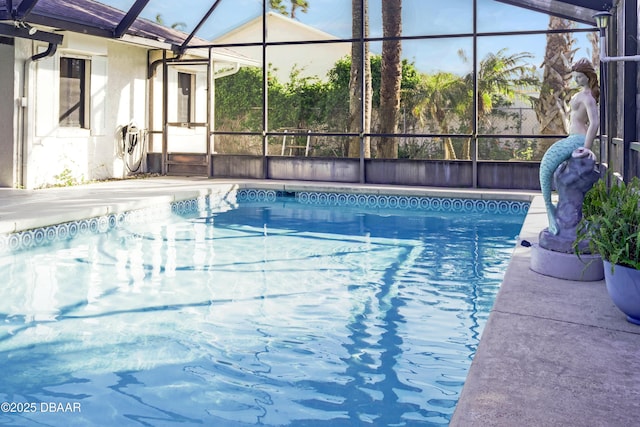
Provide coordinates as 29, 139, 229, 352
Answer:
539, 135, 585, 235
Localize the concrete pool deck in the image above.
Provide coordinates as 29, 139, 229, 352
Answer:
1, 177, 639, 425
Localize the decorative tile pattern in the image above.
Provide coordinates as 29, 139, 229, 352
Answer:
0, 197, 206, 255
236, 189, 530, 215
0, 190, 529, 255
236, 189, 278, 203
171, 196, 211, 215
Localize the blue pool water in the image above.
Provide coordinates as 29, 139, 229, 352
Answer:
0, 190, 527, 426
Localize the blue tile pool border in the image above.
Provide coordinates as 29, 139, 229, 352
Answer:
0, 189, 530, 254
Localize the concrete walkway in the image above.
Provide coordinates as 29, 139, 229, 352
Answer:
1, 177, 639, 425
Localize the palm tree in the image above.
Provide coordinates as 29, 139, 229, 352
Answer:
269, 0, 287, 15
411, 72, 466, 160
290, 0, 309, 19
348, 0, 372, 158
269, 0, 309, 19
154, 14, 186, 31
377, 0, 402, 159
532, 16, 576, 156
460, 49, 539, 159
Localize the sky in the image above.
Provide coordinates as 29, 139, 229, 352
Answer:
102, 0, 596, 76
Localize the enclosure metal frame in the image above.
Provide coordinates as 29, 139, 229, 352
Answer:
1, 0, 635, 185
180, 0, 599, 184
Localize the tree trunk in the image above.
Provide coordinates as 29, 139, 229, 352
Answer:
463, 137, 471, 160
378, 0, 402, 159
445, 138, 457, 160
534, 16, 575, 156
348, 0, 371, 158
587, 32, 600, 72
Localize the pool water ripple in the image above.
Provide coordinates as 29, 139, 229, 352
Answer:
0, 194, 526, 426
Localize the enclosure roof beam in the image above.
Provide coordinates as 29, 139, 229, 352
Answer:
114, 0, 150, 39
176, 0, 223, 54
13, 0, 40, 20
0, 21, 62, 43
495, 0, 614, 25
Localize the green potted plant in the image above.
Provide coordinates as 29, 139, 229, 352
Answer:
575, 176, 640, 324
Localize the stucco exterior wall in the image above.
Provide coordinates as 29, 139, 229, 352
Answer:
22, 35, 149, 188
105, 41, 149, 178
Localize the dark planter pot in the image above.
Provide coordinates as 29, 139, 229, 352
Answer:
603, 260, 640, 325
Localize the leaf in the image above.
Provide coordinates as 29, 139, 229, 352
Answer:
576, 173, 640, 267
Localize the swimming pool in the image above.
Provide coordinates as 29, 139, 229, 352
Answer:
0, 189, 528, 426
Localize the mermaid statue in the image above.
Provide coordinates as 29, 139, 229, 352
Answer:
540, 58, 600, 235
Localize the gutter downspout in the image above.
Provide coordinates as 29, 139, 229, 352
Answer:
18, 42, 57, 188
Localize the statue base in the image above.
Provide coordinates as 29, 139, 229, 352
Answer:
539, 228, 590, 254
530, 243, 604, 281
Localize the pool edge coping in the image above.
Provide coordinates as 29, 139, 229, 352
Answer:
0, 178, 537, 235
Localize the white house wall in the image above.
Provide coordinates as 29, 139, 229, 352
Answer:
267, 42, 349, 82
262, 16, 349, 81
106, 42, 148, 177
21, 35, 149, 189
215, 13, 349, 82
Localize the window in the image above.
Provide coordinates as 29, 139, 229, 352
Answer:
177, 72, 194, 123
59, 57, 89, 128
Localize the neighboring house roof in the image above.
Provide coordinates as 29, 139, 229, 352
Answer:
215, 11, 343, 43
